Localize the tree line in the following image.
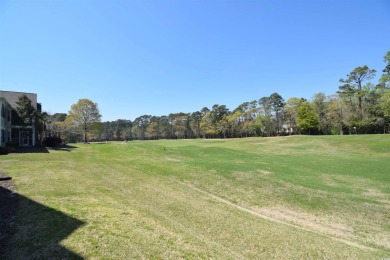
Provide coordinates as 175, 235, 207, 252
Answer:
47, 51, 390, 143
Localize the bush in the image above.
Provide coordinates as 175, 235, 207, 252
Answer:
43, 136, 62, 147
0, 147, 8, 155
5, 141, 16, 153
5, 141, 17, 147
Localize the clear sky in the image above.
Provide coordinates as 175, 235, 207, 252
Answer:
1, 0, 389, 121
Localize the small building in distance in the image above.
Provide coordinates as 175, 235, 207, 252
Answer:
0, 90, 42, 147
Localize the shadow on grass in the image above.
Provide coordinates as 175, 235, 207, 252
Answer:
11, 145, 79, 154
48, 144, 79, 152
0, 186, 85, 259
14, 147, 49, 154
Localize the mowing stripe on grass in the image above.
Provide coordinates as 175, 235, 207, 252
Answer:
176, 180, 378, 253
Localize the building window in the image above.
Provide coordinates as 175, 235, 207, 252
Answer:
0, 104, 12, 121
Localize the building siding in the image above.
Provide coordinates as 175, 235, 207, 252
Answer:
0, 98, 12, 147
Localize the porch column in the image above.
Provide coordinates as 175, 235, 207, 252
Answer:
32, 118, 36, 146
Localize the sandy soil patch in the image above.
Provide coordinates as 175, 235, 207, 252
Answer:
257, 169, 272, 175
165, 157, 181, 162
363, 189, 389, 199
252, 206, 354, 239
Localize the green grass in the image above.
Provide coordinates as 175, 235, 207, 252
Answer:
1, 135, 389, 259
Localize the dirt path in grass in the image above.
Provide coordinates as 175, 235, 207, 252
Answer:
0, 172, 18, 255
178, 181, 377, 253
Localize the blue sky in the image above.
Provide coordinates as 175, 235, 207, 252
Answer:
1, 0, 389, 121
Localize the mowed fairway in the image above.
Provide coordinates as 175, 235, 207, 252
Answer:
1, 135, 389, 259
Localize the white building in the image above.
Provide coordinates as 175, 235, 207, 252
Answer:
0, 91, 41, 147
0, 97, 12, 147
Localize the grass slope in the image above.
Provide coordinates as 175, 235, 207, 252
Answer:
1, 135, 389, 258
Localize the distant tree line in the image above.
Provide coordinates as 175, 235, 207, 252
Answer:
47, 50, 390, 142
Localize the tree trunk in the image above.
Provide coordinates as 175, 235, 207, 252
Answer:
84, 123, 88, 143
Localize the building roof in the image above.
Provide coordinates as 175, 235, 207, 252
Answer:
0, 90, 38, 110
0, 97, 13, 108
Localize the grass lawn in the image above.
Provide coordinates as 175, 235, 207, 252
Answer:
1, 135, 389, 259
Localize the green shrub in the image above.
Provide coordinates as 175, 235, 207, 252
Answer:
43, 136, 62, 147
5, 141, 17, 147
0, 147, 8, 155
